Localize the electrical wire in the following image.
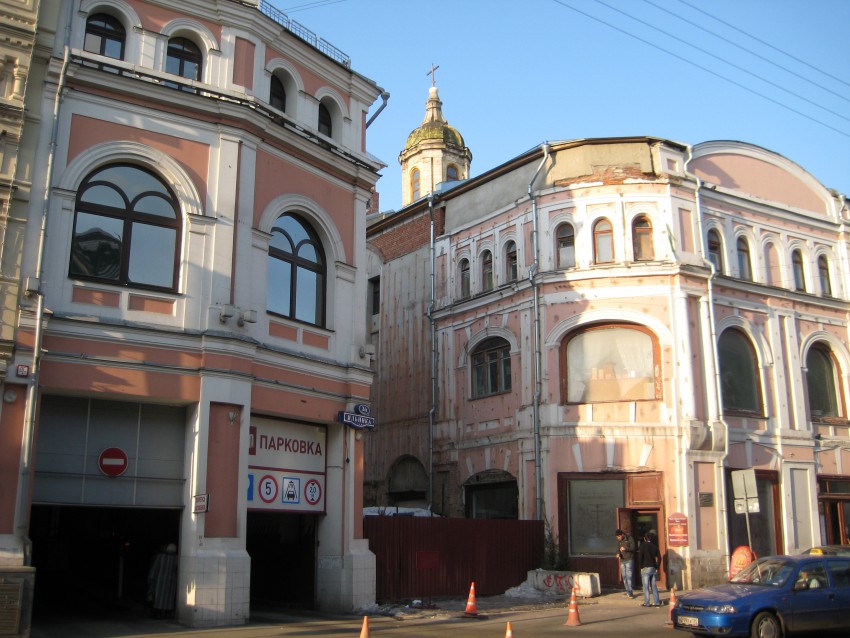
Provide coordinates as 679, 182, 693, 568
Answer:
643, 0, 850, 105
281, 0, 348, 14
550, 0, 850, 140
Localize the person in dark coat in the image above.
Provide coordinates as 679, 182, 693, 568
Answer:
637, 532, 662, 606
615, 528, 636, 598
148, 543, 178, 618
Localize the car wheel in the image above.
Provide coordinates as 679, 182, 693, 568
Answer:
750, 611, 782, 638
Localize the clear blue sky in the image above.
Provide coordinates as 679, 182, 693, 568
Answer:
271, 0, 850, 213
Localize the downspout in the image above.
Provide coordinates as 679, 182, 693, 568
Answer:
16, 40, 72, 547
426, 193, 437, 511
529, 143, 550, 521
365, 91, 389, 129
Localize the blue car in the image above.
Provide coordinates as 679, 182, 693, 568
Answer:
672, 554, 850, 637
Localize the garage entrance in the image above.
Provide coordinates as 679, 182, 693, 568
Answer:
29, 505, 181, 616
246, 511, 316, 609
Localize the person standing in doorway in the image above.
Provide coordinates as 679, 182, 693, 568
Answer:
638, 532, 661, 606
148, 543, 178, 619
615, 528, 636, 598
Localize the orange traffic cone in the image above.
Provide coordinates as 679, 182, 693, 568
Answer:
666, 587, 677, 626
359, 615, 371, 638
463, 581, 478, 617
505, 620, 514, 637
565, 586, 581, 626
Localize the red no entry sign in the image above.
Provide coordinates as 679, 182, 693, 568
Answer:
98, 447, 128, 477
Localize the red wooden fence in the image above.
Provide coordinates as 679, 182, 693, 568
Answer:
363, 517, 544, 602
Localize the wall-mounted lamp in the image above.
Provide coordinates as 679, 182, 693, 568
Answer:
219, 304, 236, 323
238, 310, 257, 326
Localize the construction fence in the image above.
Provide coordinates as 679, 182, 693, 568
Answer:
363, 516, 545, 602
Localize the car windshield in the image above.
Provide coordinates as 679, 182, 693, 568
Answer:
730, 557, 794, 586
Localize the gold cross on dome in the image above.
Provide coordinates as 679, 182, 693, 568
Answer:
427, 63, 440, 86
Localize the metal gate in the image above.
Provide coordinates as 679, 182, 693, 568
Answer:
364, 517, 544, 602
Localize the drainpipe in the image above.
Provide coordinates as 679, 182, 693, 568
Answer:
528, 143, 550, 521
365, 92, 389, 129
16, 39, 71, 548
426, 193, 437, 511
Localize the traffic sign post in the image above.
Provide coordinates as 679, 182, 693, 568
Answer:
98, 447, 128, 477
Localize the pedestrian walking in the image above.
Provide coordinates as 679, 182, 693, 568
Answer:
615, 528, 636, 598
637, 532, 661, 606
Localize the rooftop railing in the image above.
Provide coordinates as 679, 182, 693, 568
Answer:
257, 0, 351, 68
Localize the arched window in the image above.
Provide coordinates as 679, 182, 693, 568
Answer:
505, 241, 517, 282
593, 218, 613, 264
481, 250, 493, 291
447, 165, 459, 181
632, 216, 653, 261
707, 228, 723, 273
70, 164, 180, 291
318, 102, 332, 137
411, 168, 421, 201
806, 343, 843, 419
165, 36, 202, 91
556, 223, 575, 269
792, 249, 806, 291
84, 13, 125, 60
270, 75, 286, 112
267, 213, 325, 326
471, 337, 512, 398
818, 255, 832, 297
459, 258, 470, 298
718, 329, 762, 415
562, 324, 660, 403
737, 237, 752, 281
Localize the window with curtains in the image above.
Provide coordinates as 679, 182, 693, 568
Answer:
556, 223, 575, 269
806, 343, 843, 420
562, 324, 660, 403
737, 237, 753, 281
471, 337, 512, 398
718, 328, 763, 415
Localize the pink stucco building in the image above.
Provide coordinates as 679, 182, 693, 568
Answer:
366, 88, 850, 589
0, 0, 385, 629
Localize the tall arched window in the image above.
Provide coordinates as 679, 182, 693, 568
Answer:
632, 216, 653, 261
718, 329, 762, 415
562, 324, 660, 403
70, 164, 180, 291
593, 218, 613, 264
318, 102, 332, 137
556, 223, 575, 269
806, 343, 843, 419
459, 258, 470, 298
481, 250, 493, 291
267, 213, 325, 326
737, 237, 752, 281
471, 337, 512, 398
270, 75, 286, 112
411, 168, 421, 201
84, 13, 125, 60
792, 249, 806, 291
707, 228, 723, 273
165, 36, 202, 91
505, 241, 517, 282
818, 255, 832, 297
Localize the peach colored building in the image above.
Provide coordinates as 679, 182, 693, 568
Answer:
366, 89, 850, 590
0, 0, 384, 629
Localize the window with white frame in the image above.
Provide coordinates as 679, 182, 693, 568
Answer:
737, 237, 752, 281
707, 228, 724, 273
556, 223, 575, 269
593, 218, 614, 264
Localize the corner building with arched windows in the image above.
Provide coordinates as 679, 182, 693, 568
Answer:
366, 89, 850, 591
0, 0, 385, 628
